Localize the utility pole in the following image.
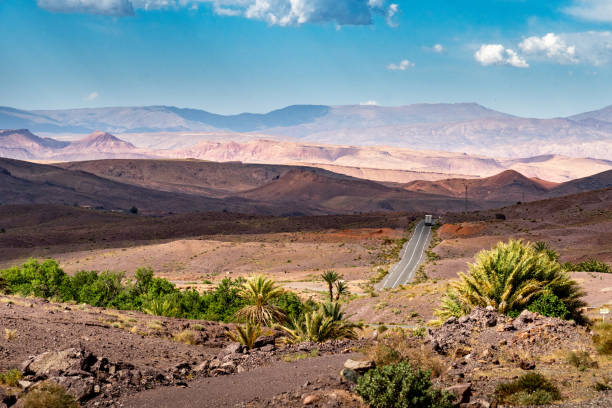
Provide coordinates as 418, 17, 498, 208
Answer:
464, 184, 468, 212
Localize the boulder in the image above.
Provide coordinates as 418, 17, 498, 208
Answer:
22, 348, 84, 377
446, 383, 472, 405
343, 359, 374, 373
519, 360, 536, 370
222, 342, 243, 355
303, 394, 319, 405
253, 335, 275, 349
340, 368, 359, 384
52, 376, 95, 402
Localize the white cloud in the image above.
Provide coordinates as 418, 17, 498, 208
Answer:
38, 0, 399, 26
360, 100, 378, 106
37, 0, 134, 16
474, 44, 528, 68
519, 33, 578, 64
387, 59, 414, 71
386, 3, 399, 27
433, 44, 444, 53
560, 31, 612, 65
84, 91, 99, 101
564, 0, 612, 23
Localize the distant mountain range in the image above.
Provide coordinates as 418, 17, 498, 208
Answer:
1, 102, 611, 159
2, 129, 611, 183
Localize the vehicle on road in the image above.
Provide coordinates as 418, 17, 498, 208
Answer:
424, 214, 433, 226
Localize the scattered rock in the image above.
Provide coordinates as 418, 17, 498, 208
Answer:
343, 359, 374, 373
253, 335, 275, 349
222, 342, 243, 355
303, 394, 319, 405
446, 383, 472, 405
519, 360, 536, 370
340, 368, 359, 384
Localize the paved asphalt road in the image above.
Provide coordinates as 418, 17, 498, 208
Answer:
377, 220, 432, 289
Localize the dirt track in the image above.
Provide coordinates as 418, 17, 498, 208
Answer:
120, 353, 359, 407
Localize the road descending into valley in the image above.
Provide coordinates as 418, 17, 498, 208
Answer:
377, 220, 432, 289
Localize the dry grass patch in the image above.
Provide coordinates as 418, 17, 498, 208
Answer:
173, 330, 198, 345
363, 329, 445, 377
282, 349, 319, 362
20, 381, 79, 408
147, 320, 164, 331
4, 328, 17, 341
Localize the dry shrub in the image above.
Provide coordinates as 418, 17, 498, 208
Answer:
4, 328, 16, 340
21, 381, 80, 408
173, 330, 198, 345
566, 350, 597, 371
593, 322, 612, 355
364, 330, 445, 378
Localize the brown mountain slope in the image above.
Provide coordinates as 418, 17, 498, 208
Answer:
57, 159, 355, 198
0, 157, 272, 215
237, 168, 473, 213
403, 170, 550, 202
548, 170, 612, 197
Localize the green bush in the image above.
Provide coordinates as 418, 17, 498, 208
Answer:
0, 259, 303, 324
495, 372, 561, 406
527, 291, 570, 319
355, 360, 454, 408
0, 369, 22, 387
562, 259, 611, 273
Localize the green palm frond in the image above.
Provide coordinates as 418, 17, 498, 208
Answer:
435, 240, 585, 320
235, 275, 286, 325
227, 322, 262, 349
278, 302, 361, 343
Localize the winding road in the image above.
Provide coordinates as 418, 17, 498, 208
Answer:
377, 220, 432, 289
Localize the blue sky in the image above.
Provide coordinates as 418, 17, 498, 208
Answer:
1, 0, 612, 117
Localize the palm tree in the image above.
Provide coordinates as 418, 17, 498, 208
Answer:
533, 241, 559, 262
334, 280, 349, 300
321, 270, 340, 302
226, 322, 262, 350
235, 275, 285, 325
142, 297, 180, 317
436, 240, 584, 320
279, 302, 361, 343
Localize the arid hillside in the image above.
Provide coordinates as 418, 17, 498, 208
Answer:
402, 169, 612, 203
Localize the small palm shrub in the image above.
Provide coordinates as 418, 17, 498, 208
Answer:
279, 302, 360, 343
21, 381, 80, 408
226, 322, 262, 350
436, 240, 584, 320
533, 241, 559, 262
235, 275, 285, 325
321, 270, 340, 302
334, 280, 349, 300
356, 360, 454, 408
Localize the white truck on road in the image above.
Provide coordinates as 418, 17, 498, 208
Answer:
424, 214, 433, 226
